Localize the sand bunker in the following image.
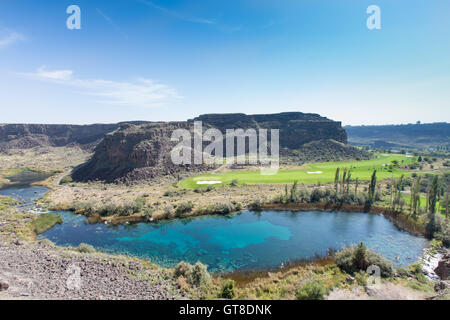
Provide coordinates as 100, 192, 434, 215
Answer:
196, 181, 222, 185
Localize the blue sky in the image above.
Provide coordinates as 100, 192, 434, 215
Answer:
0, 0, 449, 125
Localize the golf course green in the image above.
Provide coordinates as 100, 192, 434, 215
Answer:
179, 154, 417, 189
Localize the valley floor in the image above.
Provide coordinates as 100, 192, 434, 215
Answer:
0, 146, 449, 300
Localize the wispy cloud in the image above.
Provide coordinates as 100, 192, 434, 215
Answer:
96, 8, 128, 38
33, 66, 73, 80
0, 31, 25, 48
139, 0, 215, 25
21, 67, 182, 108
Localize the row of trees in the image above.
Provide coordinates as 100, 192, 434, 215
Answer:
278, 168, 379, 206
333, 167, 377, 204
280, 166, 448, 219
391, 174, 449, 217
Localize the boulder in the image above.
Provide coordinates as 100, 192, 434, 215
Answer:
434, 281, 450, 292
0, 280, 9, 291
434, 253, 450, 280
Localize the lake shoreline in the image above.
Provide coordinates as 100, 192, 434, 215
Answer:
261, 202, 427, 237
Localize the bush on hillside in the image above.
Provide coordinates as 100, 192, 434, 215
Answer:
335, 243, 393, 278
220, 279, 236, 299
175, 201, 194, 216
296, 280, 326, 300
77, 243, 96, 254
189, 262, 211, 287
174, 261, 210, 287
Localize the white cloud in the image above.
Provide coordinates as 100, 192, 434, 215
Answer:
0, 31, 25, 48
34, 66, 73, 80
22, 67, 182, 108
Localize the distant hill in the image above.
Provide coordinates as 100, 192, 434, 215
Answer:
0, 121, 149, 152
345, 122, 450, 150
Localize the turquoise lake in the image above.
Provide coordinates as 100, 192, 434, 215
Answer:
1, 186, 429, 273
40, 209, 428, 272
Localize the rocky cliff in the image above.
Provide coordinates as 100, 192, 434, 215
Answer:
71, 122, 211, 183
0, 123, 121, 151
72, 112, 360, 183
193, 112, 347, 149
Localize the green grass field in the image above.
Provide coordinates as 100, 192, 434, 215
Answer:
179, 154, 417, 189
401, 194, 447, 218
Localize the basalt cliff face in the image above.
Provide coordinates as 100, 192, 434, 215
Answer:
72, 112, 362, 183
71, 122, 211, 183
193, 112, 347, 148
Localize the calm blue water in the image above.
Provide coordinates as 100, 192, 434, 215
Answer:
40, 210, 428, 272
1, 185, 428, 272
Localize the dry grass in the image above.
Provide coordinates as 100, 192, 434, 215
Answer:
41, 180, 287, 222
0, 146, 91, 172
0, 207, 37, 242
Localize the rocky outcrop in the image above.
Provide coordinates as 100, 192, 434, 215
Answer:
0, 279, 9, 291
434, 252, 450, 280
0, 123, 121, 151
72, 112, 364, 183
72, 122, 211, 183
194, 112, 347, 149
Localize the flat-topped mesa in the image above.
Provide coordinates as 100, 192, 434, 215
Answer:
192, 112, 347, 149
71, 112, 355, 183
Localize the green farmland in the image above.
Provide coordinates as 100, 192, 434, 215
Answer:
180, 154, 417, 189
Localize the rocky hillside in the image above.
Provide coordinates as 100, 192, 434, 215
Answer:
72, 112, 367, 183
72, 122, 211, 183
0, 123, 121, 151
346, 122, 450, 150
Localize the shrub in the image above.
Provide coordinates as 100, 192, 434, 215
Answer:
163, 205, 175, 218
296, 280, 326, 300
310, 188, 325, 203
366, 251, 394, 278
134, 196, 146, 210
73, 201, 96, 216
77, 243, 96, 254
142, 206, 154, 218
176, 201, 194, 216
189, 262, 211, 287
354, 242, 369, 270
396, 267, 409, 278
176, 276, 190, 293
335, 243, 393, 277
248, 199, 263, 210
99, 203, 117, 216
212, 202, 235, 214
230, 179, 239, 187
174, 261, 210, 287
174, 261, 193, 278
220, 279, 236, 299
38, 238, 56, 248
354, 271, 367, 287
429, 215, 450, 247
60, 176, 73, 184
